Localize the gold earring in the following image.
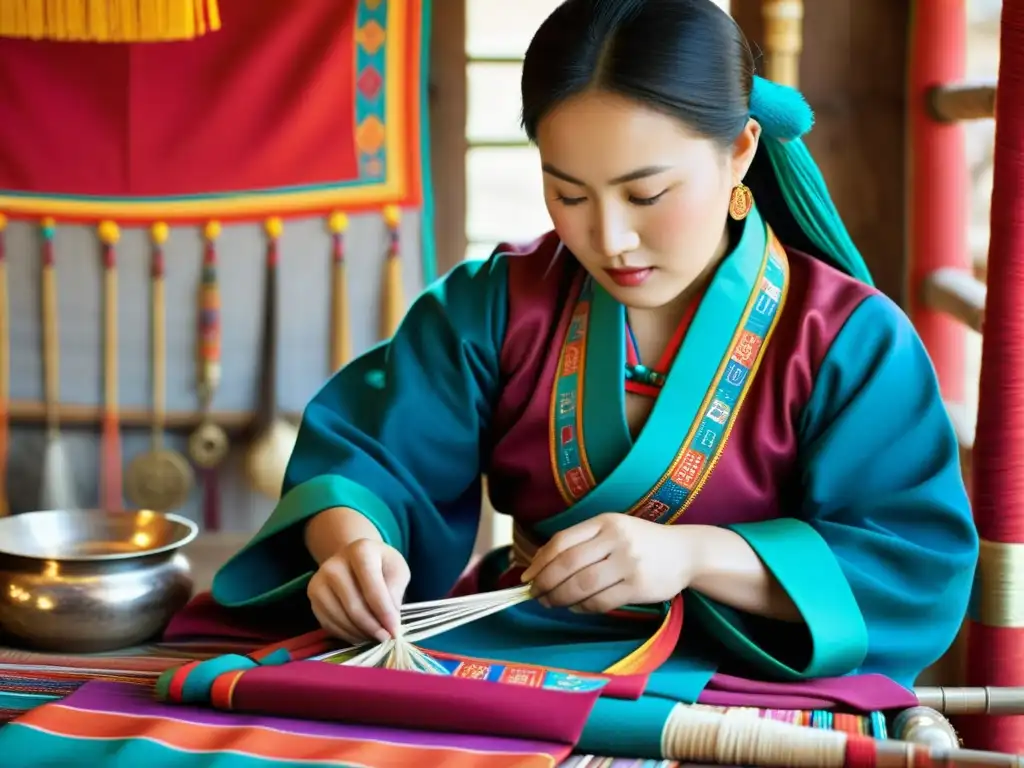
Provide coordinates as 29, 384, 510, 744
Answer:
729, 183, 753, 221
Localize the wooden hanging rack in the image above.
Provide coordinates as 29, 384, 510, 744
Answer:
4, 401, 300, 431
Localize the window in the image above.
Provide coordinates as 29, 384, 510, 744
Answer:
463, 1, 562, 263
463, 0, 732, 262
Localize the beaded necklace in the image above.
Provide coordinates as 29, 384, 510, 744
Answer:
624, 289, 704, 398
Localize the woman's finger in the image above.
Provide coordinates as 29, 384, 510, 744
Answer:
349, 542, 403, 637
543, 557, 623, 608
521, 519, 601, 583
529, 534, 614, 599
574, 580, 634, 614
324, 560, 391, 643
310, 587, 361, 643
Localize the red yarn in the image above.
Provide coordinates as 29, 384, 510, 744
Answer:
843, 735, 876, 768
966, 0, 1024, 755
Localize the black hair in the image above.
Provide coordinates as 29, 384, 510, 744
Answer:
520, 0, 822, 260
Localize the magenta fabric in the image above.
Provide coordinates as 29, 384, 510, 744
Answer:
226, 661, 602, 745
701, 672, 918, 711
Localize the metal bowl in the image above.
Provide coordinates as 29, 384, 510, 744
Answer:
0, 509, 198, 653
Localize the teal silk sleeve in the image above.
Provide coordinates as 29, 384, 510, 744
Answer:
211, 256, 510, 608
693, 294, 978, 688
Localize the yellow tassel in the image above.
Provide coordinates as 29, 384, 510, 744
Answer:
118, 0, 140, 42
64, 0, 88, 40
0, 4, 15, 40
27, 0, 46, 38
88, 0, 109, 40
45, 0, 65, 40
0, 0, 220, 41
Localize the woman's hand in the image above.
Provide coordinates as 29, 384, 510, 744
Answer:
520, 513, 699, 612
307, 537, 411, 644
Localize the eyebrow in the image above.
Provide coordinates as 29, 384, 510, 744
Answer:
541, 163, 671, 186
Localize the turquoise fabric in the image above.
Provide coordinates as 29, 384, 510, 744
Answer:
785, 293, 978, 687
211, 256, 510, 607
690, 518, 869, 680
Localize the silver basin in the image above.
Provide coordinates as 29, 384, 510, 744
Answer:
0, 508, 198, 653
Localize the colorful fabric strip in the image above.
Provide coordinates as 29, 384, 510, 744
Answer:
1, 681, 569, 768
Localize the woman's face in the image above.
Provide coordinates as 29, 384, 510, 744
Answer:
535, 90, 760, 310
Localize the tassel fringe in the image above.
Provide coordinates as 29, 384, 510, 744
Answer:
0, 0, 220, 42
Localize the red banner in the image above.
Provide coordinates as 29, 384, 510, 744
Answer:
0, 0, 424, 222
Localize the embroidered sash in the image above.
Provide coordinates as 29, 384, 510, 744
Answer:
548, 226, 789, 526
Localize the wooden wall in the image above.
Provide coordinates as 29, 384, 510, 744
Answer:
732, 0, 912, 307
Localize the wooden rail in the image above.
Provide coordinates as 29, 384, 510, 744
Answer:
3, 401, 301, 431
929, 81, 997, 122
922, 267, 987, 334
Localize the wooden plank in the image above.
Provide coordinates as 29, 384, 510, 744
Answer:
922, 267, 987, 334
428, 5, 468, 275
929, 81, 997, 123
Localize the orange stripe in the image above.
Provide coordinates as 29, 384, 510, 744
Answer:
167, 661, 201, 702
209, 669, 244, 710
603, 594, 683, 676
18, 705, 559, 768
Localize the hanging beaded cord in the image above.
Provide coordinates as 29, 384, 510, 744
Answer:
624, 288, 704, 397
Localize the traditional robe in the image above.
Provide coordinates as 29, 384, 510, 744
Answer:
193, 204, 978, 755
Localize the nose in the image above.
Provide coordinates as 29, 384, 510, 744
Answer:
591, 204, 639, 258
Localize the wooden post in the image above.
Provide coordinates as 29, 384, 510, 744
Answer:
907, 0, 968, 402
762, 0, 803, 87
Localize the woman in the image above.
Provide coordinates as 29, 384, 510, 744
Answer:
212, 0, 977, 749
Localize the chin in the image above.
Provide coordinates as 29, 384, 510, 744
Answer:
592, 274, 684, 309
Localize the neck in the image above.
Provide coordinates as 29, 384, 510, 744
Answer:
626, 222, 732, 353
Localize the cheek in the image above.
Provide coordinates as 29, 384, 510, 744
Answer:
547, 205, 588, 250
643, 186, 729, 251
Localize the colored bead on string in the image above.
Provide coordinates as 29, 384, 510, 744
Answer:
200, 221, 222, 392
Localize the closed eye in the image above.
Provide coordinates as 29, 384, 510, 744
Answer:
629, 190, 668, 206
556, 195, 587, 206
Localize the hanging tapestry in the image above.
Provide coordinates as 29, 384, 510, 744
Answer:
0, 0, 427, 223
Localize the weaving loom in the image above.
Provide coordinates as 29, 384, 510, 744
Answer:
0, 585, 1020, 767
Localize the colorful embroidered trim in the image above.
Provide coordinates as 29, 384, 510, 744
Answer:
548, 230, 789, 524
549, 279, 598, 503
627, 234, 789, 524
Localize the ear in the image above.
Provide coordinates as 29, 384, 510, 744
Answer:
730, 118, 762, 182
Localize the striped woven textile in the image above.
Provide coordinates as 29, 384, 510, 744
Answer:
0, 642, 886, 767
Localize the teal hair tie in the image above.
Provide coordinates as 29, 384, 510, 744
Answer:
747, 76, 874, 286
749, 75, 814, 142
